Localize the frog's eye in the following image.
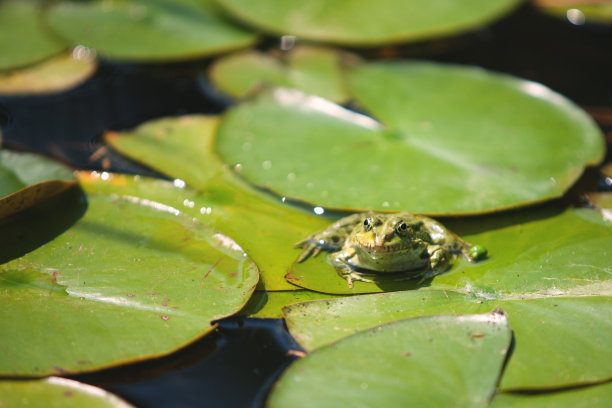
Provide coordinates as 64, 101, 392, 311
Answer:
396, 221, 409, 235
363, 218, 374, 232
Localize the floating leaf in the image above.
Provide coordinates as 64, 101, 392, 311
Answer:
287, 206, 612, 295
208, 45, 352, 103
239, 289, 345, 318
215, 62, 604, 214
267, 311, 511, 408
0, 1, 67, 71
491, 382, 612, 408
0, 150, 76, 218
215, 0, 523, 46
44, 0, 258, 62
283, 292, 612, 390
0, 52, 96, 95
0, 186, 258, 376
104, 115, 331, 291
0, 377, 134, 408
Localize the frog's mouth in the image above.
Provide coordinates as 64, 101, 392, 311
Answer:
356, 241, 420, 253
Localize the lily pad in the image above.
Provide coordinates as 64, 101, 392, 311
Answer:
0, 1, 67, 71
207, 45, 352, 103
283, 292, 612, 390
239, 289, 345, 318
215, 0, 523, 46
44, 0, 258, 62
0, 186, 258, 376
491, 382, 612, 408
0, 150, 76, 219
0, 377, 134, 408
267, 311, 511, 408
0, 52, 97, 95
104, 115, 331, 291
216, 62, 604, 214
287, 206, 612, 295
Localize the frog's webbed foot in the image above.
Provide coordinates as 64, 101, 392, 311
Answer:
337, 267, 375, 289
294, 239, 323, 263
466, 245, 488, 262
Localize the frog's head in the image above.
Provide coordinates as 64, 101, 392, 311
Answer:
351, 213, 431, 253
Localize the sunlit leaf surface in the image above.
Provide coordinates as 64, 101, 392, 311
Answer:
283, 292, 612, 390
44, 0, 258, 62
267, 311, 511, 408
215, 0, 523, 46
216, 62, 603, 214
208, 45, 352, 103
0, 185, 258, 376
104, 115, 331, 291
0, 52, 96, 95
0, 377, 134, 408
0, 1, 67, 71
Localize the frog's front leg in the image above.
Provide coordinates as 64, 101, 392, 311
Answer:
295, 212, 369, 263
428, 244, 451, 273
329, 249, 374, 289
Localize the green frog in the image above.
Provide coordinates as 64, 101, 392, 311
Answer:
296, 212, 487, 288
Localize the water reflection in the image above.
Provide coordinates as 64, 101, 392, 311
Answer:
280, 35, 297, 51
567, 8, 586, 25
272, 88, 382, 130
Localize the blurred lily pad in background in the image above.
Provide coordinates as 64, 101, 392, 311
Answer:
0, 377, 134, 408
267, 311, 511, 407
214, 0, 524, 46
44, 0, 258, 62
104, 115, 331, 291
0, 181, 258, 376
0, 52, 97, 95
0, 1, 67, 71
208, 45, 353, 103
216, 61, 604, 214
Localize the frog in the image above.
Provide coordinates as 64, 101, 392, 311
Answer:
295, 212, 487, 288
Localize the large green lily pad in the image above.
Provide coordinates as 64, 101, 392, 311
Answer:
239, 289, 345, 318
0, 1, 67, 71
0, 185, 258, 376
44, 0, 258, 62
0, 377, 134, 408
104, 115, 331, 291
0, 52, 97, 95
207, 45, 352, 103
287, 206, 612, 295
267, 311, 511, 408
215, 62, 604, 214
0, 150, 77, 219
215, 0, 523, 46
283, 292, 612, 390
491, 382, 612, 408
